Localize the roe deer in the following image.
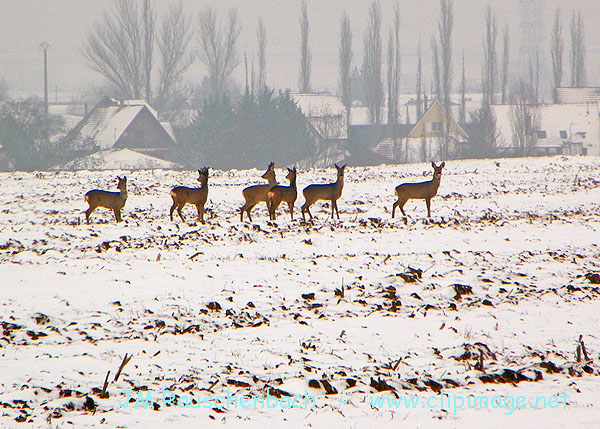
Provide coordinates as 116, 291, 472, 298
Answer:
392, 161, 445, 219
267, 167, 297, 221
170, 168, 209, 223
301, 164, 346, 221
84, 176, 128, 224
240, 162, 277, 222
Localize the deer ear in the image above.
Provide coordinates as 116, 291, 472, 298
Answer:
431, 161, 436, 168
440, 162, 446, 168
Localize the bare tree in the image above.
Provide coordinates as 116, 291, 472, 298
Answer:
362, 1, 383, 124
83, 0, 193, 112
482, 5, 498, 107
198, 7, 242, 98
431, 0, 454, 159
550, 8, 563, 90
459, 52, 465, 123
479, 7, 500, 160
416, 39, 423, 120
387, 3, 401, 125
83, 0, 153, 100
256, 17, 267, 93
509, 80, 539, 156
528, 48, 540, 103
338, 12, 352, 118
431, 37, 441, 102
299, 0, 312, 93
155, 2, 194, 113
142, 0, 155, 103
438, 0, 453, 113
569, 9, 586, 87
500, 25, 510, 104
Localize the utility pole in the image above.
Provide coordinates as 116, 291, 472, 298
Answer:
40, 41, 50, 140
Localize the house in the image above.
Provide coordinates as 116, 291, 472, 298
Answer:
60, 96, 179, 170
349, 100, 468, 164
290, 93, 349, 166
490, 103, 600, 156
554, 87, 600, 104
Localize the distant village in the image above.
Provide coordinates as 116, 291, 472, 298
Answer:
1, 86, 597, 172
0, 0, 598, 171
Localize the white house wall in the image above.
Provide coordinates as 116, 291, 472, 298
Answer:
491, 103, 600, 156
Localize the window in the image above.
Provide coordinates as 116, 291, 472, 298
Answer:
559, 130, 568, 139
427, 121, 442, 133
536, 130, 547, 138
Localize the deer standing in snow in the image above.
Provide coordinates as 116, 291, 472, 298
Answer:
267, 167, 297, 221
392, 161, 445, 218
169, 168, 209, 223
84, 176, 128, 224
240, 162, 277, 222
301, 164, 346, 221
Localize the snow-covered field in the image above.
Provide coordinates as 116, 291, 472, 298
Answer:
1, 156, 599, 428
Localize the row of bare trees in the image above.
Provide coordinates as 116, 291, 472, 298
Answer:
551, 8, 586, 89
83, 0, 247, 116
84, 1, 589, 120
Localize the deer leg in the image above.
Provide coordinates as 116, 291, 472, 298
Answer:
426, 198, 431, 218
266, 198, 272, 215
288, 202, 294, 220
85, 206, 95, 224
169, 201, 177, 221
113, 208, 120, 223
392, 199, 400, 218
197, 204, 204, 223
333, 200, 340, 219
399, 198, 408, 217
306, 206, 313, 220
267, 199, 274, 220
245, 204, 255, 222
177, 204, 185, 222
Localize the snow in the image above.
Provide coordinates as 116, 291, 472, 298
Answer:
58, 148, 181, 171
0, 155, 599, 427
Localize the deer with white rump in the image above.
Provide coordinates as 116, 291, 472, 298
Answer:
267, 167, 297, 221
392, 161, 445, 219
240, 162, 277, 222
301, 164, 346, 221
84, 176, 128, 224
169, 168, 209, 223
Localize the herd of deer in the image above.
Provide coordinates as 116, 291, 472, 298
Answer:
83, 161, 446, 224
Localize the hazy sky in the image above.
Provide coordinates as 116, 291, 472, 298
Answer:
1, 0, 599, 99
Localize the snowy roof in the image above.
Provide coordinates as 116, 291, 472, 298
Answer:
291, 93, 348, 140
78, 104, 144, 150
490, 103, 600, 155
160, 121, 177, 143
58, 148, 181, 171
554, 87, 600, 104
66, 97, 174, 151
291, 93, 346, 117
